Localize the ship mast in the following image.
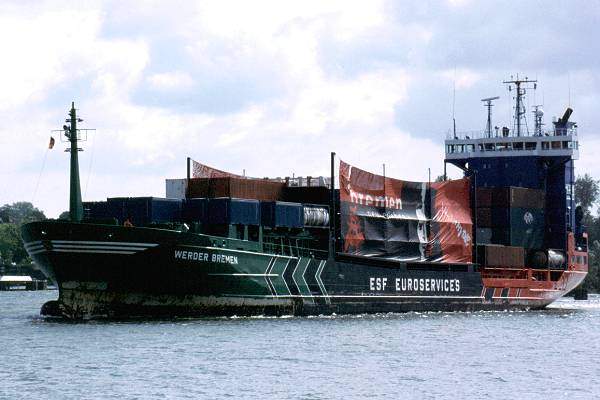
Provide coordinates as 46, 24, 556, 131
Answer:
65, 102, 83, 222
503, 76, 537, 137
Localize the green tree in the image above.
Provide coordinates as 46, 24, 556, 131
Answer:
575, 174, 599, 212
58, 211, 70, 220
582, 240, 600, 293
0, 223, 28, 264
0, 202, 46, 225
0, 202, 46, 265
573, 175, 600, 293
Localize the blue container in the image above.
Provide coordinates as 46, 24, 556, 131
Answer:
83, 201, 110, 220
123, 197, 182, 225
261, 201, 303, 228
107, 198, 128, 223
182, 198, 208, 223
208, 198, 260, 225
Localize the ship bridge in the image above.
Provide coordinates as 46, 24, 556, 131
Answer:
445, 126, 578, 162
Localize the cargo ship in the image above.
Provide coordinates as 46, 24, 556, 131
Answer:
22, 78, 589, 319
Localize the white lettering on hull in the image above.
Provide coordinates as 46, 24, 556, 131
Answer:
174, 250, 238, 265
369, 277, 461, 293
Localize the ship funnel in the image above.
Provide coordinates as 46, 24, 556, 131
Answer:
557, 107, 573, 126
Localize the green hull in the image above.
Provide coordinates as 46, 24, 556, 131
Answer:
22, 221, 561, 319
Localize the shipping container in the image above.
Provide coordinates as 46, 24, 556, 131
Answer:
182, 198, 208, 223
476, 227, 492, 244
475, 188, 493, 208
208, 198, 260, 225
509, 208, 544, 249
124, 197, 182, 226
477, 244, 525, 268
476, 208, 510, 228
476, 187, 544, 209
491, 228, 510, 245
107, 197, 128, 223
83, 201, 115, 222
476, 208, 492, 227
261, 201, 304, 228
187, 177, 285, 201
165, 178, 188, 199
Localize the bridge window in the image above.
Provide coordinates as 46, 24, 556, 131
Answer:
542, 142, 550, 150
566, 185, 572, 195
525, 142, 537, 150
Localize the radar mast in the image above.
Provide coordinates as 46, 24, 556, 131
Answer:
503, 75, 537, 137
481, 96, 500, 138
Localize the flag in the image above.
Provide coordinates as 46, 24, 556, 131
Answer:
49, 136, 55, 149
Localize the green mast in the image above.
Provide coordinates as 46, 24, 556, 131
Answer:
67, 102, 83, 222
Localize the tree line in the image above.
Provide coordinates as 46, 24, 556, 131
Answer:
1, 176, 600, 292
0, 202, 46, 265
575, 174, 600, 292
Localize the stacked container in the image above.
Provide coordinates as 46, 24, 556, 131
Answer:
260, 201, 304, 228
84, 197, 182, 226
181, 198, 208, 223
477, 244, 525, 268
186, 177, 285, 201
475, 187, 545, 249
208, 198, 261, 225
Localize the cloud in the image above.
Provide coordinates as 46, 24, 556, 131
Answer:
2, 0, 600, 219
147, 72, 195, 91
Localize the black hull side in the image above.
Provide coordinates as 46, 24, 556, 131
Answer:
22, 221, 548, 319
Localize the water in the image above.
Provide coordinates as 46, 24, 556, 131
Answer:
1, 291, 599, 400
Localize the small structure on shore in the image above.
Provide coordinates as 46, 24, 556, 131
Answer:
0, 275, 47, 291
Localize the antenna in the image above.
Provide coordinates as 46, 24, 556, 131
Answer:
481, 96, 500, 138
503, 75, 537, 137
452, 67, 457, 138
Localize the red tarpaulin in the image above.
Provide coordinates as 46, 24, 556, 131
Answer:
339, 160, 472, 263
429, 179, 473, 263
191, 160, 241, 179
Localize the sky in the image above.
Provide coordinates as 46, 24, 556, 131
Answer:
1, 0, 599, 217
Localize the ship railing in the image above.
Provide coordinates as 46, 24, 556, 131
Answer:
447, 126, 577, 141
263, 237, 329, 259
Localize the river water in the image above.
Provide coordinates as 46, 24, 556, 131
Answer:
0, 291, 599, 399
